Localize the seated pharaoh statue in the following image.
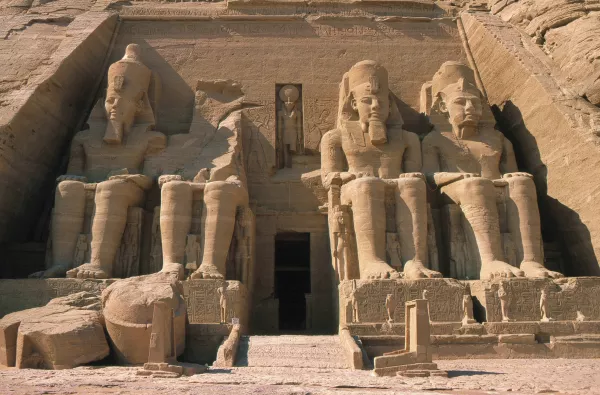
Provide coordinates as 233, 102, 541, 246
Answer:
32, 44, 166, 279
321, 60, 442, 280
143, 79, 251, 281
421, 61, 564, 280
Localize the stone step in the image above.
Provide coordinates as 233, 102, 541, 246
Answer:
236, 335, 348, 369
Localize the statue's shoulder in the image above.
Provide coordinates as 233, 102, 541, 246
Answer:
72, 129, 91, 144
321, 128, 342, 144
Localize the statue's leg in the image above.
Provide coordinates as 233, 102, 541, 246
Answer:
396, 177, 441, 279
505, 175, 563, 278
67, 179, 144, 279
442, 178, 524, 279
159, 180, 192, 280
191, 181, 248, 279
341, 177, 398, 279
31, 181, 86, 278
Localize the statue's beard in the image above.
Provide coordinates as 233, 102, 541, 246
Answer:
361, 119, 388, 145
103, 119, 123, 144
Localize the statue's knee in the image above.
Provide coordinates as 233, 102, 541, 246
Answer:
461, 177, 494, 196
397, 177, 426, 193
351, 177, 384, 196
56, 180, 85, 199
161, 180, 191, 197
205, 181, 247, 203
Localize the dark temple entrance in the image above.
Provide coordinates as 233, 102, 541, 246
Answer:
275, 232, 311, 331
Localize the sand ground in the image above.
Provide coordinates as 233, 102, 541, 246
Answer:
1, 359, 599, 395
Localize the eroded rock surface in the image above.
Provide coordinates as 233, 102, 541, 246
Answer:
0, 291, 108, 369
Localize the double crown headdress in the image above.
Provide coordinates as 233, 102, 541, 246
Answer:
336, 60, 403, 129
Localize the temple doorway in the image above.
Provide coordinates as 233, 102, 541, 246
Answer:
275, 232, 311, 331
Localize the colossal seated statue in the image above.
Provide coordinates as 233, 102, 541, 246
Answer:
144, 80, 251, 281
422, 61, 564, 280
321, 60, 441, 280
32, 44, 166, 279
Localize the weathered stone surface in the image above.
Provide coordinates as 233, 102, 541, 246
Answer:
0, 292, 108, 369
0, 279, 114, 318
102, 272, 186, 364
340, 279, 465, 325
470, 277, 600, 322
0, 12, 118, 244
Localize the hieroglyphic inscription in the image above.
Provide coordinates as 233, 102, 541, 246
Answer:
120, 20, 458, 40
339, 279, 465, 324
303, 98, 336, 152
0, 279, 114, 317
183, 280, 249, 325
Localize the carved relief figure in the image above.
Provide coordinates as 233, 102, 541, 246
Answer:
332, 205, 353, 281
385, 293, 397, 323
498, 283, 512, 322
462, 291, 476, 325
321, 60, 441, 280
540, 289, 554, 322
32, 44, 166, 279
351, 290, 359, 323
422, 62, 564, 280
277, 85, 303, 168
217, 286, 227, 323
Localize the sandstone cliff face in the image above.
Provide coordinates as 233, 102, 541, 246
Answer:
489, 0, 600, 107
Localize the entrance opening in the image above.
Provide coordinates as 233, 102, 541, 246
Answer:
275, 232, 310, 331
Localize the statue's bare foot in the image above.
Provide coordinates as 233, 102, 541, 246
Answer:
520, 261, 564, 279
480, 261, 524, 280
161, 262, 184, 281
66, 263, 110, 279
403, 260, 442, 280
190, 263, 224, 279
361, 260, 401, 280
29, 265, 68, 279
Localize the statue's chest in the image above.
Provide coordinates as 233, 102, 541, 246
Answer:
341, 128, 405, 162
439, 132, 502, 166
84, 137, 146, 166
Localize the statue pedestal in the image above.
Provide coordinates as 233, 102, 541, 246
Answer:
339, 278, 466, 328
469, 277, 600, 322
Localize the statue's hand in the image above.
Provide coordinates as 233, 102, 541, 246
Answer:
433, 172, 479, 187
502, 172, 533, 179
110, 174, 153, 190
324, 172, 355, 189
399, 172, 425, 180
56, 175, 87, 183
340, 172, 356, 184
158, 174, 184, 189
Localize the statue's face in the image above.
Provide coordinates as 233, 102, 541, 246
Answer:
284, 100, 295, 112
440, 92, 482, 127
351, 89, 389, 125
105, 91, 139, 130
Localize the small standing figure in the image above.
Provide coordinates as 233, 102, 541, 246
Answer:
462, 291, 477, 325
277, 85, 303, 168
498, 283, 513, 322
385, 294, 397, 323
217, 286, 227, 324
539, 289, 554, 322
350, 289, 359, 323
332, 205, 352, 281
422, 290, 428, 300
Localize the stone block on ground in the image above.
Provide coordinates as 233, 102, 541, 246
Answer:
0, 292, 108, 369
102, 272, 186, 365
